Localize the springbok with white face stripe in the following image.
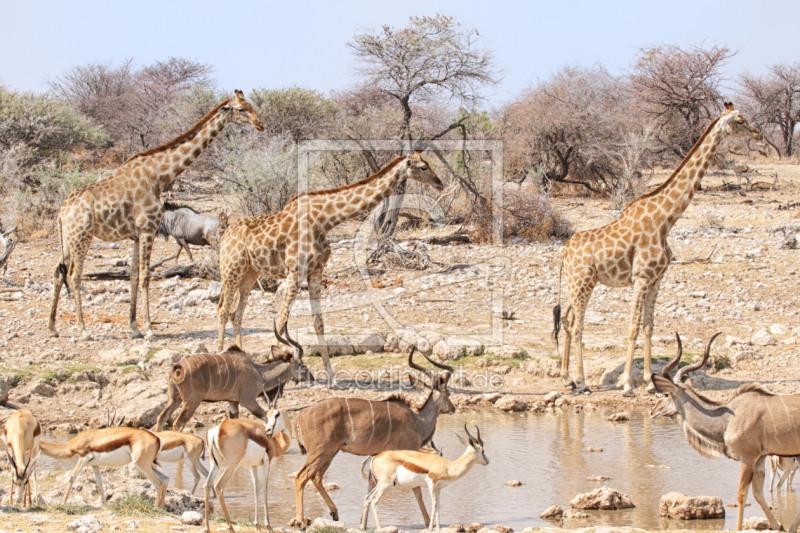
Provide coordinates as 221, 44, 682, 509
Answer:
204, 388, 291, 533
290, 348, 455, 526
770, 455, 799, 492
2, 409, 41, 506
651, 332, 800, 532
156, 431, 209, 494
362, 425, 488, 530
39, 427, 167, 507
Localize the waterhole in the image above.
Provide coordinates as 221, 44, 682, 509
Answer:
40, 409, 800, 530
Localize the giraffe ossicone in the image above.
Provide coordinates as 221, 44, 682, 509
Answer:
47, 91, 264, 341
552, 103, 762, 396
217, 152, 443, 386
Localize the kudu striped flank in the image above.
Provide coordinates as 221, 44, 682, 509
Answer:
651, 332, 800, 531
289, 347, 455, 526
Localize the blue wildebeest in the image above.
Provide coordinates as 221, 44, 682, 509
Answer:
156, 202, 226, 262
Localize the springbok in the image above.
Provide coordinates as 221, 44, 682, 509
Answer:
2, 409, 41, 506
770, 456, 799, 493
204, 387, 291, 533
651, 332, 800, 532
291, 348, 455, 527
156, 431, 209, 494
39, 427, 167, 508
154, 322, 313, 431
362, 425, 488, 530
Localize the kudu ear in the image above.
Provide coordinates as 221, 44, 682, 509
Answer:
652, 374, 679, 394
407, 373, 429, 390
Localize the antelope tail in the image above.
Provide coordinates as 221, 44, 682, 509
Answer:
171, 363, 187, 384
552, 251, 563, 351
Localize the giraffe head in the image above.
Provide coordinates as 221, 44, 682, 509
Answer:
719, 102, 762, 141
225, 90, 265, 131
401, 151, 444, 191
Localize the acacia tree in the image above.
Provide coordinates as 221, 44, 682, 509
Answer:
739, 62, 800, 157
346, 15, 502, 237
629, 43, 734, 158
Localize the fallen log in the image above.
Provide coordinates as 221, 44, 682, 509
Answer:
83, 260, 220, 282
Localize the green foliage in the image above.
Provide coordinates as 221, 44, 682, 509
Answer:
109, 494, 168, 517
249, 87, 337, 142
45, 502, 86, 515
0, 87, 107, 166
10, 167, 102, 230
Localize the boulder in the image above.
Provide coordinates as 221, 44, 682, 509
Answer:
30, 382, 55, 397
433, 340, 459, 361
751, 329, 776, 346
659, 491, 725, 520
543, 391, 560, 404
184, 341, 208, 354
770, 324, 788, 336
66, 516, 104, 532
300, 334, 354, 357
150, 349, 184, 367
495, 396, 526, 412
742, 517, 770, 530
505, 480, 524, 486
397, 330, 433, 355
564, 510, 588, 519
113, 381, 168, 427
539, 505, 564, 519
181, 511, 203, 526
206, 281, 222, 302
495, 346, 527, 359
311, 518, 346, 532
349, 334, 386, 354
384, 333, 400, 352
570, 486, 635, 510
526, 358, 561, 378
98, 347, 138, 365
605, 412, 630, 422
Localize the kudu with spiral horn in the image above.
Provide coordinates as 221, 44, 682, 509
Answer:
291, 347, 456, 527
651, 332, 800, 532
154, 319, 313, 432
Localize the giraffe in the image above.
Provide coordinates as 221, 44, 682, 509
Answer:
552, 103, 761, 396
217, 152, 443, 383
48, 91, 264, 341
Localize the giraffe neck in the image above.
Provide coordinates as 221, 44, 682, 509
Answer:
155, 112, 231, 192
314, 160, 407, 227
649, 120, 725, 229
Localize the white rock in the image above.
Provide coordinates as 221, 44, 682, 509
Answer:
206, 281, 222, 301
300, 334, 354, 357
751, 329, 775, 346
770, 324, 788, 335
180, 511, 203, 526
150, 349, 184, 366
98, 348, 139, 365
348, 334, 386, 354
66, 517, 104, 532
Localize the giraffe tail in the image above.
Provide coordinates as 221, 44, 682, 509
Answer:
56, 218, 73, 298
552, 251, 563, 351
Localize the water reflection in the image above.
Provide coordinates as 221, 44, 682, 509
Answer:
38, 409, 800, 530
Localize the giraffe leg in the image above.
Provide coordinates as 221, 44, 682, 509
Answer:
276, 272, 299, 341
560, 304, 575, 389
233, 270, 258, 349
641, 272, 665, 393
622, 277, 650, 397
69, 241, 92, 341
217, 265, 244, 352
572, 292, 594, 393
138, 233, 157, 339
308, 269, 334, 384
129, 239, 143, 339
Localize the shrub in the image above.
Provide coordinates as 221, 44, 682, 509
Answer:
469, 188, 572, 243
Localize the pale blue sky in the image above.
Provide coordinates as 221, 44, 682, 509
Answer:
1, 1, 798, 105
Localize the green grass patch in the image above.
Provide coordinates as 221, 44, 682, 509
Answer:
120, 365, 140, 375
45, 502, 87, 515
109, 494, 168, 517
145, 347, 163, 363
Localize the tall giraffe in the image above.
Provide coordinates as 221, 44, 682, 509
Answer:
217, 152, 443, 383
553, 103, 761, 396
48, 91, 264, 341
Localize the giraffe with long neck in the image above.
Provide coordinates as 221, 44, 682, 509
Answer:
217, 152, 443, 383
553, 103, 762, 396
48, 91, 264, 340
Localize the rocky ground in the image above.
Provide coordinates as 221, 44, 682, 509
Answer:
1, 160, 800, 531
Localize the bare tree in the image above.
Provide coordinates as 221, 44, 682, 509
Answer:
739, 62, 800, 156
629, 43, 734, 157
346, 15, 502, 237
49, 57, 214, 157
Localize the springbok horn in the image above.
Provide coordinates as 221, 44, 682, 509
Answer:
419, 349, 455, 374
474, 425, 483, 446
661, 332, 683, 382
675, 332, 723, 383
464, 423, 475, 444
273, 379, 282, 409
407, 347, 436, 381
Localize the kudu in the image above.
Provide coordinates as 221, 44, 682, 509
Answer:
154, 323, 314, 432
362, 425, 488, 530
2, 409, 41, 506
651, 332, 800, 532
290, 348, 455, 527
